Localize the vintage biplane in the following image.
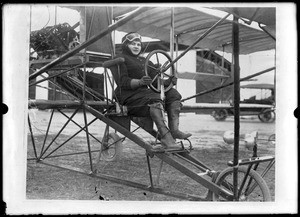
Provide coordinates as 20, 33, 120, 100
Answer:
27, 5, 276, 201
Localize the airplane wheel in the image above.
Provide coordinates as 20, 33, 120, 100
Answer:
145, 50, 175, 93
101, 133, 122, 161
212, 166, 271, 201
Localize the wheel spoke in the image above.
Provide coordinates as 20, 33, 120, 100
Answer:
213, 167, 271, 201
155, 52, 160, 65
152, 74, 159, 82
146, 63, 159, 72
162, 72, 172, 78
101, 133, 122, 162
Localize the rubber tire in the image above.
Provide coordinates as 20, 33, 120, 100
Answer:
101, 133, 122, 161
213, 166, 271, 201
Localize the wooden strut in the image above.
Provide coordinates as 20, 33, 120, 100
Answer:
30, 107, 100, 161
40, 109, 55, 157
27, 115, 38, 159
28, 95, 274, 200
161, 13, 231, 73
58, 109, 102, 144
38, 160, 206, 201
29, 100, 234, 200
232, 14, 240, 201
39, 108, 79, 159
28, 105, 234, 200
181, 66, 275, 102
83, 104, 234, 201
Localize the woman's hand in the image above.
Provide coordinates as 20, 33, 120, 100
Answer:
163, 75, 177, 86
130, 76, 152, 89
139, 76, 152, 86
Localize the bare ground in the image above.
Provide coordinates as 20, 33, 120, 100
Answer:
26, 109, 275, 201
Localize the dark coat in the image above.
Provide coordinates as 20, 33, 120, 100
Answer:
109, 52, 181, 116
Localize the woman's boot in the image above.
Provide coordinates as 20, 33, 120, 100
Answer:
166, 101, 192, 139
149, 103, 182, 151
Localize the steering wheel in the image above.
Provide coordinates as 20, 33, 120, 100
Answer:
144, 50, 175, 93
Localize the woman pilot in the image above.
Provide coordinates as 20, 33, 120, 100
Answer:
110, 32, 191, 151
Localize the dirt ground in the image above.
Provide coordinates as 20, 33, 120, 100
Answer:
26, 109, 275, 201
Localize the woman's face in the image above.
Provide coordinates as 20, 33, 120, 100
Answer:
127, 40, 142, 56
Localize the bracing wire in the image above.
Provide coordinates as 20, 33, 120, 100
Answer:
42, 5, 51, 29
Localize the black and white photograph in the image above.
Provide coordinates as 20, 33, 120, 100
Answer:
3, 3, 298, 215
